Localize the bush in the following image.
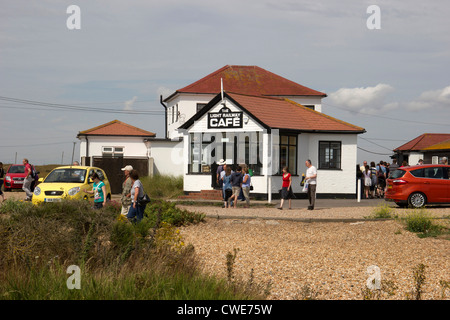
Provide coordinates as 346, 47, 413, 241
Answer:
145, 199, 205, 227
405, 209, 433, 233
0, 198, 260, 300
140, 175, 183, 199
368, 204, 395, 219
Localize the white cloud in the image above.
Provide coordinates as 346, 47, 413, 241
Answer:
405, 86, 450, 110
124, 96, 137, 111
328, 83, 395, 114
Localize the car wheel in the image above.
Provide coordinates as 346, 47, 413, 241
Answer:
408, 192, 426, 208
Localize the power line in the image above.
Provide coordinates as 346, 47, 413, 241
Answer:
0, 96, 165, 115
357, 147, 392, 156
0, 141, 75, 148
322, 102, 449, 127
359, 137, 393, 151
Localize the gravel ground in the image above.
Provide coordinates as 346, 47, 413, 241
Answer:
178, 204, 450, 300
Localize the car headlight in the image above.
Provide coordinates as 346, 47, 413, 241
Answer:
34, 187, 41, 196
6, 176, 11, 181
68, 187, 80, 196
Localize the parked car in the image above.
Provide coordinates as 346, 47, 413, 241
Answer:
3, 164, 38, 191
385, 164, 450, 208
32, 166, 111, 204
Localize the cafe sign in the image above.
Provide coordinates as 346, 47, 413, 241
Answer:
208, 106, 243, 129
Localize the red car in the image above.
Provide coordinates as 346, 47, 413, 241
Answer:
385, 164, 450, 208
3, 164, 38, 191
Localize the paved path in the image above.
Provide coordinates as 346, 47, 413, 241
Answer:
271, 197, 387, 209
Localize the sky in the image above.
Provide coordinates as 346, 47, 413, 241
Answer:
1, 0, 449, 165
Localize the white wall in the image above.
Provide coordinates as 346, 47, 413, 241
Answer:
79, 136, 149, 159
166, 94, 215, 139
299, 133, 358, 194
282, 96, 323, 112
150, 140, 184, 176
408, 152, 424, 165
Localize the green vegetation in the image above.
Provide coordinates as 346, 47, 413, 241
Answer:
0, 198, 268, 300
401, 208, 450, 239
140, 174, 184, 199
367, 204, 396, 219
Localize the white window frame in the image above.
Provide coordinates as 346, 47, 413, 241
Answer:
102, 146, 125, 157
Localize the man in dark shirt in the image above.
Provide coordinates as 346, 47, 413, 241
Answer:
229, 166, 242, 208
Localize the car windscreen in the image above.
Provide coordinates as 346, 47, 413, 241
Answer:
44, 169, 87, 183
8, 166, 25, 174
389, 169, 406, 179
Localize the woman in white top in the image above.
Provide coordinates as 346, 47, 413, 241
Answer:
362, 165, 372, 199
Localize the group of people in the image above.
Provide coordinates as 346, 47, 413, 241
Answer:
216, 160, 252, 209
215, 159, 318, 211
278, 160, 317, 210
119, 165, 148, 223
84, 163, 148, 223
358, 160, 398, 199
358, 157, 449, 199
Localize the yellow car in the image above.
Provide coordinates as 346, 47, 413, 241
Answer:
32, 166, 112, 204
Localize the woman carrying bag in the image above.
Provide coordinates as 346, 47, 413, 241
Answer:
127, 170, 149, 223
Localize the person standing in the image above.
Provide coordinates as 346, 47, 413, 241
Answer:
278, 166, 293, 210
22, 158, 34, 201
241, 166, 251, 208
216, 159, 225, 190
222, 166, 233, 208
362, 165, 372, 199
84, 172, 106, 209
120, 165, 133, 216
305, 160, 317, 210
127, 170, 147, 222
229, 165, 243, 209
0, 162, 5, 202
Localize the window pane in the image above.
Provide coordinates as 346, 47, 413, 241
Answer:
280, 146, 288, 171
281, 136, 288, 144
425, 167, 443, 179
289, 146, 296, 174
410, 169, 424, 178
319, 141, 341, 169
289, 136, 297, 145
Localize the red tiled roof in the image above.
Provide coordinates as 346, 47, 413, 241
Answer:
228, 93, 364, 132
182, 92, 362, 133
166, 65, 326, 101
394, 133, 450, 151
78, 120, 156, 137
422, 139, 450, 150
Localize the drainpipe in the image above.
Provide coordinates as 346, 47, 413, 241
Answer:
160, 95, 168, 139
85, 136, 90, 166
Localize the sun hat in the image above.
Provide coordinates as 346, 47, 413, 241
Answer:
121, 165, 133, 171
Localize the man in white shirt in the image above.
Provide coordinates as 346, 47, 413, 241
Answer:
305, 159, 317, 210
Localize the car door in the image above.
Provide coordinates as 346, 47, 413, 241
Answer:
423, 167, 447, 203
446, 167, 450, 202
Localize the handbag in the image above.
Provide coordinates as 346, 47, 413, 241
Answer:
138, 193, 151, 206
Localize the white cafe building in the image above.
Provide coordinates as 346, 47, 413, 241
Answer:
160, 65, 366, 199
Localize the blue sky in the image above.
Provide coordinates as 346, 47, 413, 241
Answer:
1, 0, 449, 164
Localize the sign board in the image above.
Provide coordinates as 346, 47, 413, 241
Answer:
208, 105, 243, 129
